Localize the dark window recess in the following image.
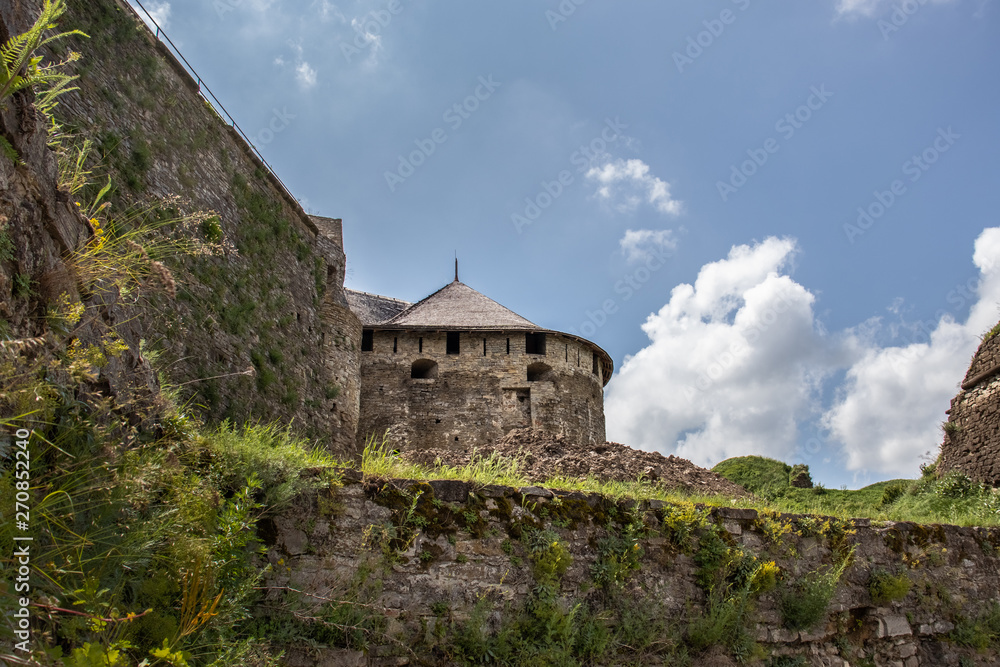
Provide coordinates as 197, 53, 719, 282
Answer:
447, 332, 460, 355
506, 338, 510, 354
483, 338, 487, 356
361, 330, 374, 352
565, 344, 568, 362
419, 337, 423, 353
527, 362, 552, 382
393, 337, 398, 353
592, 353, 600, 376
526, 332, 546, 355
411, 359, 438, 379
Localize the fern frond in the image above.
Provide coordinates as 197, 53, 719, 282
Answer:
0, 135, 23, 165
0, 0, 87, 105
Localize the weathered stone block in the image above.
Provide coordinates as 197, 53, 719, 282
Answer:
428, 479, 470, 503
877, 614, 912, 638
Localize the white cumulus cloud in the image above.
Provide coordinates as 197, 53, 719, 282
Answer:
605, 237, 847, 468
620, 229, 678, 264
586, 159, 682, 216
606, 227, 1000, 481
823, 227, 1000, 476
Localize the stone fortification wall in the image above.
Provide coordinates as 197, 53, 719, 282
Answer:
46, 0, 361, 454
0, 1, 159, 414
357, 330, 606, 450
264, 475, 1000, 667
939, 332, 1000, 486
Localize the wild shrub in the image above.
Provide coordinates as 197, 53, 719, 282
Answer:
592, 521, 644, 590
867, 568, 911, 605
779, 551, 852, 631
951, 602, 1000, 651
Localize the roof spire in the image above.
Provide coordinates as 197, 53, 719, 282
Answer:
454, 253, 459, 283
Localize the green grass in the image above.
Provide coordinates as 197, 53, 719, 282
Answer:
713, 456, 1000, 527
356, 444, 1000, 527
952, 602, 1000, 651
714, 456, 795, 495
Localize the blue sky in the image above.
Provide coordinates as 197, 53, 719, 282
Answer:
130, 0, 999, 488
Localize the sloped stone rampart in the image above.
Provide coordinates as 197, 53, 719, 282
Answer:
24, 0, 365, 454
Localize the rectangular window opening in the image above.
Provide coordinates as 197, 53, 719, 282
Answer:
393, 337, 398, 354
592, 352, 599, 376
565, 344, 568, 362
506, 338, 510, 355
361, 329, 374, 352
447, 332, 460, 355
525, 332, 546, 355
419, 337, 423, 353
483, 338, 487, 356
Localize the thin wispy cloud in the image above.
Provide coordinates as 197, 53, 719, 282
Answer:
148, 1, 172, 27
835, 0, 957, 16
313, 0, 347, 23
127, 0, 171, 29
620, 229, 679, 264
275, 41, 319, 90
296, 61, 318, 89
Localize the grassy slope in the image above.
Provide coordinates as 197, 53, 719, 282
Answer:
711, 456, 1000, 527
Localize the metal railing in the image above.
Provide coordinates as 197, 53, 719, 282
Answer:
121, 0, 301, 209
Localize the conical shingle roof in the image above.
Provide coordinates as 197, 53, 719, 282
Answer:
386, 280, 539, 330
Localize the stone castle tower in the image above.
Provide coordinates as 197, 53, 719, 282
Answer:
347, 269, 612, 452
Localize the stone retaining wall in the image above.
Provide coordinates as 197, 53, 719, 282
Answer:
264, 475, 1000, 666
